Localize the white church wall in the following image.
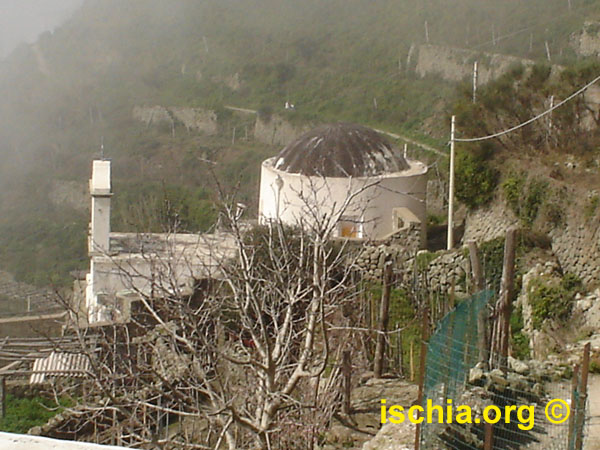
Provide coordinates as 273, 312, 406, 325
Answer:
259, 157, 427, 241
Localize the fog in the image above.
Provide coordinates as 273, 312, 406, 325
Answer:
0, 0, 83, 58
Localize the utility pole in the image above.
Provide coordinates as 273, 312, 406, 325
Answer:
529, 33, 533, 53
473, 61, 478, 103
424, 21, 430, 44
447, 115, 456, 250
545, 41, 551, 62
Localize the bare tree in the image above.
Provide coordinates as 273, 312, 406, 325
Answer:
57, 179, 375, 450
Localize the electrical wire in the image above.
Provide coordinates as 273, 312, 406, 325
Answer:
455, 72, 600, 142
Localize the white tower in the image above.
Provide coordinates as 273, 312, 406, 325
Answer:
89, 160, 112, 255
86, 160, 112, 324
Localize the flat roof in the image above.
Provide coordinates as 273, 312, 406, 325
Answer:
0, 432, 127, 450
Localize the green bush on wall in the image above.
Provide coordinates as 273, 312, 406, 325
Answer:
529, 273, 582, 330
455, 150, 499, 209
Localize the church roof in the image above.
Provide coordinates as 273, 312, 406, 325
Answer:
273, 123, 410, 177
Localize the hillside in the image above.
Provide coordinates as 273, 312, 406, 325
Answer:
0, 0, 600, 287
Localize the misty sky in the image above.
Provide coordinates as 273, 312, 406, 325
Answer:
0, 0, 83, 58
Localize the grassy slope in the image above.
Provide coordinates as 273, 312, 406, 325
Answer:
0, 0, 599, 286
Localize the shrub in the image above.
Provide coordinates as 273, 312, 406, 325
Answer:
584, 195, 599, 220
528, 273, 581, 330
502, 172, 525, 216
511, 305, 530, 359
502, 174, 547, 226
522, 178, 547, 226
455, 150, 499, 209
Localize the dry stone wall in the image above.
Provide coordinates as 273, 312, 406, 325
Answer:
415, 44, 563, 85
465, 199, 599, 287
353, 223, 469, 296
416, 44, 533, 84
253, 114, 312, 147
422, 250, 469, 296
549, 217, 600, 287
463, 201, 519, 244
353, 223, 422, 280
570, 21, 600, 57
132, 105, 218, 135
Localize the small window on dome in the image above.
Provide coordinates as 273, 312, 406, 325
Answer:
338, 216, 363, 238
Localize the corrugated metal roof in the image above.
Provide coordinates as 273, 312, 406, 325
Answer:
30, 352, 90, 384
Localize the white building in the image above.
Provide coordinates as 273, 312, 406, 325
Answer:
84, 160, 235, 325
259, 123, 428, 243
0, 432, 128, 450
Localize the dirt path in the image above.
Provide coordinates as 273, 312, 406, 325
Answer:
585, 374, 600, 449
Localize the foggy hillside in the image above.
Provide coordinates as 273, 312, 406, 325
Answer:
0, 0, 599, 286
0, 0, 83, 58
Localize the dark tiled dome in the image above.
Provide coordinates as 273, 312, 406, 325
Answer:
274, 123, 409, 177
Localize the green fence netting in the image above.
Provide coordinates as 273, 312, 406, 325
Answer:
419, 290, 583, 449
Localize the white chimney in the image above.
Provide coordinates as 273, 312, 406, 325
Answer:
89, 160, 112, 254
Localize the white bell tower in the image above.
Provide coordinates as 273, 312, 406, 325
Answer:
89, 160, 112, 255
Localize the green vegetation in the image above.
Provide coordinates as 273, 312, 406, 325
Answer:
0, 394, 73, 433
416, 250, 438, 272
455, 148, 499, 209
529, 273, 582, 330
511, 305, 530, 360
367, 282, 422, 377
112, 183, 217, 233
502, 173, 548, 227
584, 195, 599, 220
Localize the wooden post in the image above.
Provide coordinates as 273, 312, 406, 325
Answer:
491, 228, 517, 369
545, 41, 551, 62
568, 365, 580, 447
548, 95, 554, 137
342, 350, 352, 415
0, 377, 5, 420
374, 262, 392, 378
484, 422, 494, 450
468, 241, 485, 292
414, 307, 430, 450
410, 340, 415, 381
575, 343, 591, 450
473, 61, 478, 104
424, 21, 430, 43
397, 328, 404, 377
447, 115, 456, 250
468, 241, 489, 366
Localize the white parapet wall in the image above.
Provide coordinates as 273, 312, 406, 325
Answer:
0, 432, 128, 450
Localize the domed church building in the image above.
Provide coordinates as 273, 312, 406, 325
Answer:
258, 123, 428, 245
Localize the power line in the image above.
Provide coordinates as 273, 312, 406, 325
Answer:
455, 72, 600, 143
